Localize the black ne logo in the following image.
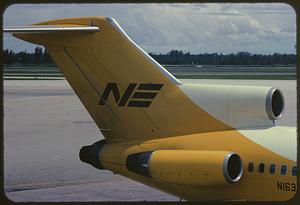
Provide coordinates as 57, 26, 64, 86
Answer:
99, 83, 164, 108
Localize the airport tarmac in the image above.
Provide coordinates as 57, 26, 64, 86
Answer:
4, 79, 297, 202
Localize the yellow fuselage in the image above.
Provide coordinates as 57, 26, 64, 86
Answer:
99, 130, 296, 201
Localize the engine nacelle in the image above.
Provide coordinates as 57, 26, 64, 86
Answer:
180, 84, 285, 128
126, 150, 243, 186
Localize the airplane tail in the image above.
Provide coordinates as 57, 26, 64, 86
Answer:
8, 17, 232, 142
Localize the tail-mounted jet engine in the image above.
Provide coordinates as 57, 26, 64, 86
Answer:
180, 84, 285, 128
126, 150, 243, 186
79, 143, 243, 186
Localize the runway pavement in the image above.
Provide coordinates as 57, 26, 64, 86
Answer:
4, 79, 297, 202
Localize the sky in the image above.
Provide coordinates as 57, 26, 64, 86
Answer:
3, 3, 296, 54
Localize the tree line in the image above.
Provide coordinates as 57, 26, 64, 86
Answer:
4, 47, 53, 65
3, 47, 296, 65
150, 50, 296, 65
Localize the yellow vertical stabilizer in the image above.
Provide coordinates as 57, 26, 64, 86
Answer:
12, 17, 232, 142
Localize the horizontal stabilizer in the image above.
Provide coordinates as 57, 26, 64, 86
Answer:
3, 25, 100, 34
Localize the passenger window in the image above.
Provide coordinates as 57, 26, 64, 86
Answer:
269, 164, 276, 174
281, 165, 287, 175
259, 163, 265, 173
292, 166, 297, 176
248, 162, 254, 172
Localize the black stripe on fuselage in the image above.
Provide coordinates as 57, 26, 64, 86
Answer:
132, 92, 157, 99
137, 83, 163, 91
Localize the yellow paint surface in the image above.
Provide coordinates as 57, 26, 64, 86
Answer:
12, 16, 297, 201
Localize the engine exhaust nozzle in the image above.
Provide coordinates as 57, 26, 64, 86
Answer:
79, 140, 106, 170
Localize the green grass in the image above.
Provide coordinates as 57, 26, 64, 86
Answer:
174, 75, 296, 80
3, 65, 296, 80
5, 74, 64, 77
4, 78, 65, 80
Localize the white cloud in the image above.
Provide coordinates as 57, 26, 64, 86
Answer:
3, 3, 296, 54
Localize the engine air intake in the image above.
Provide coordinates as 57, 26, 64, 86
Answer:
266, 88, 284, 120
223, 153, 243, 183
